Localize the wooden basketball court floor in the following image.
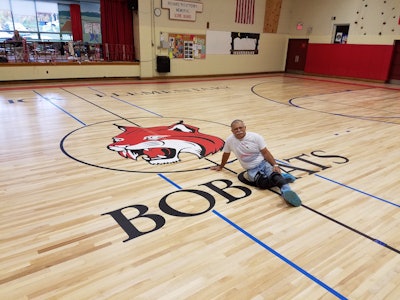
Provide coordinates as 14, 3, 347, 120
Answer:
1, 74, 400, 299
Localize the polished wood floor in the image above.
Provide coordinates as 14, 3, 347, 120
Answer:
1, 74, 400, 299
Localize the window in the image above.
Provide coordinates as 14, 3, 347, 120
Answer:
36, 2, 60, 34
0, 1, 13, 38
0, 0, 100, 43
11, 0, 38, 35
333, 24, 349, 44
81, 2, 101, 43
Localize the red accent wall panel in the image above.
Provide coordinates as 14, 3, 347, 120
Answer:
305, 44, 394, 81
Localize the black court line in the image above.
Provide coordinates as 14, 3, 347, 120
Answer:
205, 157, 400, 255
158, 171, 347, 299
61, 88, 143, 126
111, 95, 163, 117
40, 81, 400, 255
251, 81, 400, 126
301, 204, 400, 254
33, 91, 87, 126
288, 96, 400, 126
51, 83, 399, 256
291, 89, 398, 116
315, 173, 400, 208
88, 86, 164, 117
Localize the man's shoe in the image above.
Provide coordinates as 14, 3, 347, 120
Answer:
282, 173, 296, 183
282, 190, 301, 207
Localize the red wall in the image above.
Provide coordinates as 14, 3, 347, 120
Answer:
305, 44, 394, 81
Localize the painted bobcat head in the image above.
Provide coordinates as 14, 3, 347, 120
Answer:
108, 121, 224, 165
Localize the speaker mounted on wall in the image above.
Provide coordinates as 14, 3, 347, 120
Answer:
157, 56, 170, 73
128, 0, 138, 11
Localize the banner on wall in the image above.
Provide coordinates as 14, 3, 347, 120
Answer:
206, 31, 260, 55
161, 33, 206, 59
235, 0, 255, 24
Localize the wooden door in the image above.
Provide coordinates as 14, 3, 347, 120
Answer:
285, 38, 309, 73
388, 40, 400, 84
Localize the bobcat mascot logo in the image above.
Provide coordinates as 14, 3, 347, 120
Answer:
107, 121, 224, 165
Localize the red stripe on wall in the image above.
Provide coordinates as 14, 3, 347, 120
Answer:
305, 44, 394, 81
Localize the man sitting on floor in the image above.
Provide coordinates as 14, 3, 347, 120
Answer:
211, 119, 301, 207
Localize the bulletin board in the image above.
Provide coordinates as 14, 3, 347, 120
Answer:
161, 32, 206, 59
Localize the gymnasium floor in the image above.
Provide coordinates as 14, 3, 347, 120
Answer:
1, 74, 400, 299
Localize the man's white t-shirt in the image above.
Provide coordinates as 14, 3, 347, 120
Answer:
222, 132, 266, 170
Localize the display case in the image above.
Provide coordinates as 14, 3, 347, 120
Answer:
0, 40, 103, 63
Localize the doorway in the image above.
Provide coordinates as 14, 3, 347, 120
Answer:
388, 40, 400, 84
285, 39, 309, 73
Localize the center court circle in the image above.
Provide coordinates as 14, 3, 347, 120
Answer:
60, 117, 230, 173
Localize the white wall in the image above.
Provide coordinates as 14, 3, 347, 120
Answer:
0, 63, 140, 81
138, 0, 289, 78
279, 0, 400, 44
1, 0, 399, 81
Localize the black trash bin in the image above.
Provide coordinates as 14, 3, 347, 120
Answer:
157, 56, 170, 73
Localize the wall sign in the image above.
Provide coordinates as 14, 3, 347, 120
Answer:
161, 0, 203, 21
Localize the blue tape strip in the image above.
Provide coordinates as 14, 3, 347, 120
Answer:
158, 173, 182, 190
315, 174, 400, 208
157, 172, 347, 298
212, 209, 348, 300
34, 91, 86, 126
374, 239, 387, 246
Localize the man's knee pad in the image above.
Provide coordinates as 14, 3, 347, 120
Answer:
270, 172, 287, 188
254, 172, 273, 189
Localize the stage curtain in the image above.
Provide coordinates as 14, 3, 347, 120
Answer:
100, 0, 134, 61
70, 4, 83, 41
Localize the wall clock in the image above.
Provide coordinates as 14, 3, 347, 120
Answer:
154, 8, 162, 17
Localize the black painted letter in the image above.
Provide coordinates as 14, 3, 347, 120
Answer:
102, 205, 166, 242
200, 179, 252, 203
159, 189, 215, 217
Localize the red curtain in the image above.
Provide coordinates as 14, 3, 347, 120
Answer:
70, 4, 83, 41
100, 0, 134, 61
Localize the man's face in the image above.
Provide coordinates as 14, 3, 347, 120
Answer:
231, 122, 246, 139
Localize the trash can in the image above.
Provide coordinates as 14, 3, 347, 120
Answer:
157, 55, 170, 73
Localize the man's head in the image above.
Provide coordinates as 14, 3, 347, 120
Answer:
231, 119, 246, 140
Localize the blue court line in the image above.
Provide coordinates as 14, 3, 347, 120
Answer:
157, 173, 346, 298
315, 174, 400, 208
158, 173, 182, 189
33, 91, 86, 126
275, 161, 400, 253
111, 96, 163, 117
212, 209, 347, 300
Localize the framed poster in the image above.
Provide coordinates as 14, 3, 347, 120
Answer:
163, 33, 206, 59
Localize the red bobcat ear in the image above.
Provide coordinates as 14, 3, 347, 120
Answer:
113, 124, 126, 131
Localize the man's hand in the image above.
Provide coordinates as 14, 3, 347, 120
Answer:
272, 164, 281, 173
210, 165, 223, 171
211, 152, 230, 172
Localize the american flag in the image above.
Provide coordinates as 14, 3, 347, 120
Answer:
235, 0, 255, 24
